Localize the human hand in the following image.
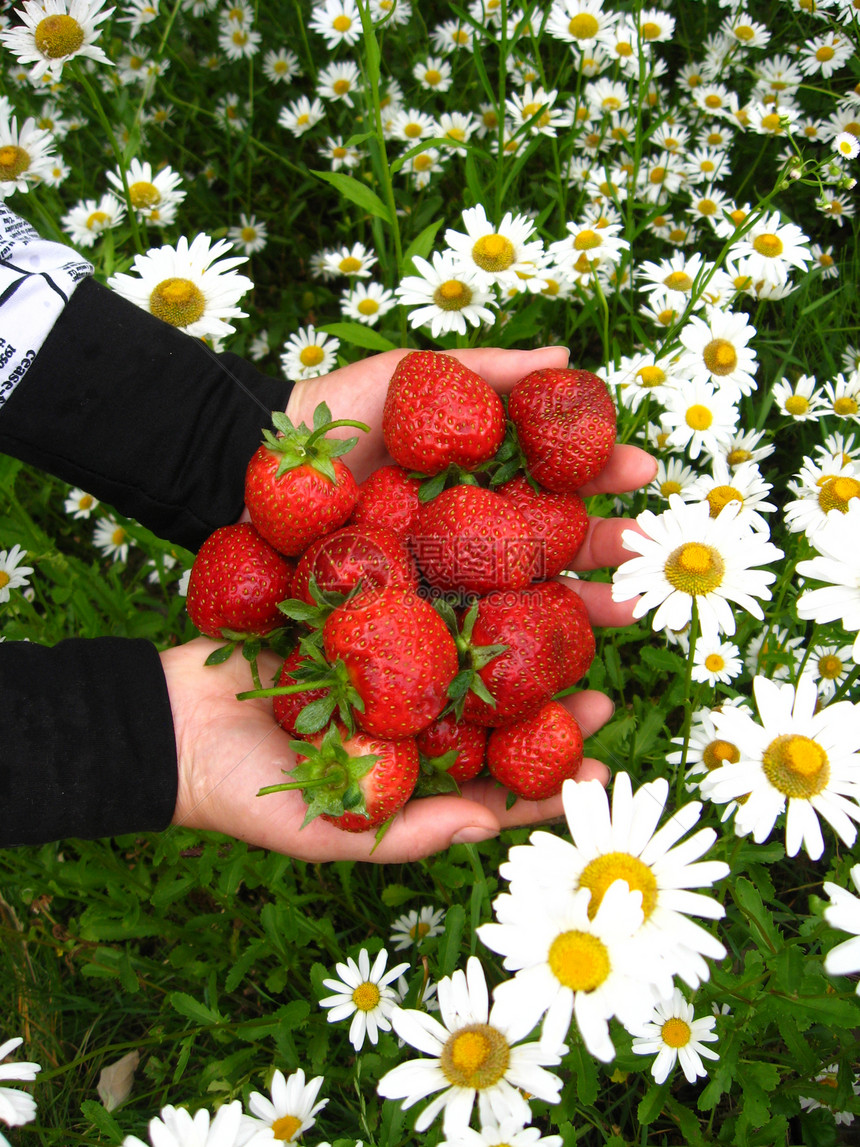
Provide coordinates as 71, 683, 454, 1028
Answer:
163, 638, 614, 862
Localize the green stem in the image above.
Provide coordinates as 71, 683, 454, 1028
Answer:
674, 598, 700, 807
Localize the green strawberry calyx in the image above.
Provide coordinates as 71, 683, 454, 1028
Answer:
433, 599, 508, 719
256, 723, 377, 827
263, 402, 370, 482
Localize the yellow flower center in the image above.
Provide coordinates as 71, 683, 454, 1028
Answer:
664, 542, 725, 595
637, 365, 666, 388
339, 256, 362, 273
232, 29, 248, 44
816, 44, 835, 61
332, 78, 351, 95
149, 278, 206, 328
568, 12, 599, 38
548, 930, 611, 991
726, 448, 751, 467
425, 68, 442, 86
703, 338, 738, 376
702, 738, 740, 771
409, 920, 431, 940
332, 14, 352, 32
656, 308, 676, 326
649, 165, 667, 185
128, 180, 162, 208
684, 404, 713, 432
705, 653, 726, 672
440, 1024, 510, 1089
733, 23, 755, 41
86, 210, 110, 231
446, 127, 466, 141
818, 653, 843, 679
762, 734, 830, 799
784, 395, 810, 416
753, 233, 784, 259
706, 485, 743, 516
413, 154, 434, 172
35, 13, 84, 58
640, 20, 661, 39
0, 571, 10, 590
817, 475, 860, 513
0, 145, 30, 181
241, 226, 259, 243
578, 851, 658, 921
833, 396, 859, 416
78, 494, 94, 510
296, 113, 310, 126
573, 229, 602, 251
332, 146, 347, 158
112, 527, 127, 547
663, 270, 693, 293
357, 298, 379, 315
661, 480, 682, 496
352, 981, 381, 1011
472, 233, 515, 273
271, 1114, 303, 1142
760, 113, 783, 132
299, 345, 325, 367
433, 279, 472, 310
696, 198, 718, 216
452, 27, 470, 43
661, 1017, 692, 1048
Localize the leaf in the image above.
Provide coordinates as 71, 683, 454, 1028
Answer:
639, 645, 686, 673
168, 991, 224, 1027
732, 876, 783, 953
439, 904, 466, 977
569, 1040, 598, 1107
638, 1080, 669, 1124
80, 1099, 125, 1144
317, 321, 397, 351
381, 883, 416, 908
311, 170, 392, 222
402, 218, 445, 270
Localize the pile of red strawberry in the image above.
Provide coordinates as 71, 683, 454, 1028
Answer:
185, 350, 617, 837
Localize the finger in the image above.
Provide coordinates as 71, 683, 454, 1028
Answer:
561, 579, 639, 628
567, 516, 640, 571
578, 443, 657, 496
555, 688, 614, 738
447, 346, 570, 391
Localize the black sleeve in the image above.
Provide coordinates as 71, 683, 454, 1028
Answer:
0, 638, 179, 846
0, 276, 293, 552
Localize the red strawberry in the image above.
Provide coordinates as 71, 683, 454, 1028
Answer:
508, 368, 616, 492
349, 464, 423, 540
259, 722, 419, 833
322, 585, 459, 739
533, 580, 595, 688
459, 589, 566, 727
413, 486, 541, 596
497, 474, 589, 578
272, 645, 333, 737
186, 522, 294, 639
245, 404, 368, 556
291, 524, 418, 604
382, 350, 506, 476
487, 700, 584, 801
416, 712, 487, 786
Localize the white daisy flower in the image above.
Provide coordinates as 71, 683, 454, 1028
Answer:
772, 374, 827, 422
0, 545, 34, 603
822, 373, 860, 421
107, 234, 253, 340
691, 639, 743, 686
218, 20, 260, 58
119, 0, 159, 36
321, 242, 377, 279
675, 309, 758, 400
480, 882, 659, 1062
667, 702, 750, 819
681, 457, 775, 533
603, 351, 682, 413
801, 642, 855, 701
240, 1069, 327, 1145
549, 218, 629, 279
317, 60, 362, 105
370, 0, 412, 24
798, 30, 854, 77
429, 17, 473, 52
227, 213, 267, 255
106, 158, 186, 226
546, 0, 618, 48
631, 989, 719, 1084
277, 96, 326, 137
798, 1063, 860, 1126
396, 250, 497, 338
718, 429, 775, 471
439, 1117, 562, 1147
341, 280, 396, 325
648, 457, 699, 502
702, 675, 860, 860
444, 204, 547, 292
280, 325, 340, 382
823, 864, 860, 995
728, 211, 813, 288
796, 500, 860, 663
0, 1035, 41, 1135
319, 135, 362, 171
637, 251, 708, 311
783, 454, 860, 538
612, 495, 782, 642
122, 1100, 243, 1147
390, 906, 446, 951
817, 430, 860, 467
64, 487, 99, 519
413, 55, 452, 92
0, 112, 57, 199
60, 191, 125, 248
436, 111, 478, 153
744, 625, 804, 683
0, 0, 114, 81
262, 47, 301, 83
377, 956, 563, 1135
658, 379, 740, 461
309, 0, 361, 47
505, 84, 571, 137
320, 948, 409, 1052
816, 189, 856, 228
93, 518, 133, 564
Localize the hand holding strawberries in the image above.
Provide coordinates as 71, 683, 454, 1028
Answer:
170, 344, 657, 862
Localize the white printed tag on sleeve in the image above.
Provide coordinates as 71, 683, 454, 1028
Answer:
0, 204, 93, 409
